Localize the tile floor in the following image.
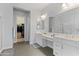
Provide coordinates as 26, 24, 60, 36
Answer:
0, 41, 54, 56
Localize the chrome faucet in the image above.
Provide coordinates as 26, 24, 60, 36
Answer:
51, 34, 55, 37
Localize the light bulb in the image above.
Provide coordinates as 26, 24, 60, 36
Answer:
41, 13, 47, 20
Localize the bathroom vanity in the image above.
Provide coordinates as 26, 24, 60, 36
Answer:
35, 6, 79, 56
53, 34, 79, 56
35, 32, 53, 48
35, 32, 79, 56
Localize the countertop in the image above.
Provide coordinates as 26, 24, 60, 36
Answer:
55, 33, 79, 41
36, 32, 79, 42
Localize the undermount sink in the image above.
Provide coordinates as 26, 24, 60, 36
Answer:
51, 34, 55, 37
43, 32, 47, 34
37, 32, 55, 38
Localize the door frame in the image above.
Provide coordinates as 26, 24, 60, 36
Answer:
0, 16, 2, 52
13, 8, 30, 43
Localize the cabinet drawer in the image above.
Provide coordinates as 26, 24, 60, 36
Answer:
62, 43, 79, 56
54, 39, 61, 42
53, 42, 62, 49
47, 40, 53, 48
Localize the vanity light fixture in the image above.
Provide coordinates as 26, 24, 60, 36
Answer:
62, 3, 68, 9
41, 13, 47, 20
62, 3, 79, 10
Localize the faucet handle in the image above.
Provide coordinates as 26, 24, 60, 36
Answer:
51, 34, 55, 37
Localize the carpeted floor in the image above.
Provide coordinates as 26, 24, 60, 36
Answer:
0, 41, 54, 56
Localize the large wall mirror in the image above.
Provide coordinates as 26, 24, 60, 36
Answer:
52, 6, 79, 35
36, 13, 47, 31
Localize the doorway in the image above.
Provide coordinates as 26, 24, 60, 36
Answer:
16, 15, 25, 42
13, 8, 30, 43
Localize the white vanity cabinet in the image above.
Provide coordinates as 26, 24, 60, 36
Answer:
62, 39, 79, 56
62, 43, 79, 56
35, 33, 54, 48
53, 37, 79, 56
53, 37, 63, 56
35, 33, 47, 47
46, 40, 53, 49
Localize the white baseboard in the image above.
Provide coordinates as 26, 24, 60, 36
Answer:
0, 49, 3, 53
1, 45, 13, 52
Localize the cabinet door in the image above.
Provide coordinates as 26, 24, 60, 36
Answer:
42, 39, 47, 47
54, 48, 62, 56
53, 38, 63, 56
62, 42, 79, 56
53, 41, 62, 56
46, 40, 53, 49
40, 35, 47, 47
35, 34, 46, 47
35, 34, 42, 46
53, 38, 62, 49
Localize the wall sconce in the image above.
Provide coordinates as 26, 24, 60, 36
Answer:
41, 13, 47, 20
62, 3, 68, 9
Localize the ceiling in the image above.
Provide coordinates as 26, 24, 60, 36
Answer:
13, 3, 49, 11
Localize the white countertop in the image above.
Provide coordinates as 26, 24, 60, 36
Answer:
55, 33, 79, 41
36, 32, 54, 41
36, 32, 79, 42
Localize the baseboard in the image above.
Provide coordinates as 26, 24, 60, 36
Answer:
0, 47, 13, 53
1, 45, 13, 52
1, 47, 13, 53
0, 49, 3, 53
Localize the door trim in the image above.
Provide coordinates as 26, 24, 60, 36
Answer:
13, 8, 30, 43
